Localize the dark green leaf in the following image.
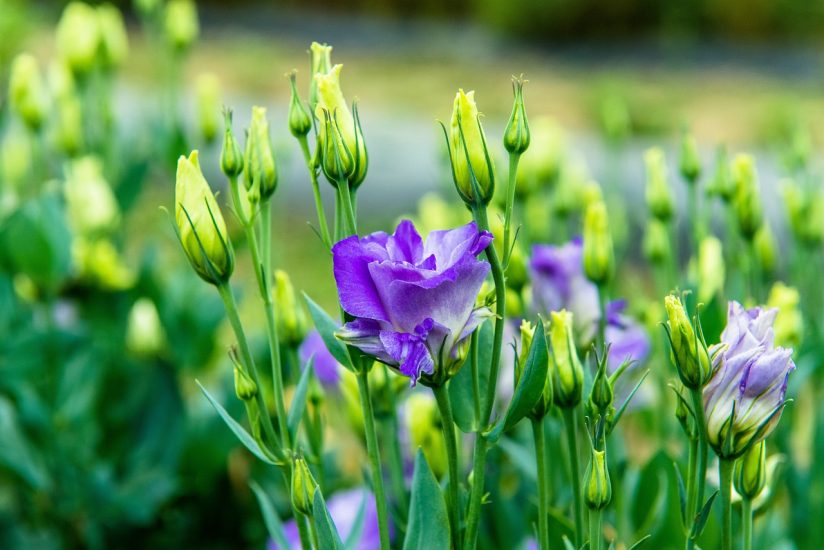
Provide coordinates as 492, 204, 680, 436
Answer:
313, 488, 344, 550
627, 534, 652, 550
250, 481, 290, 550
673, 462, 687, 528
403, 449, 450, 550
691, 491, 718, 538
304, 294, 353, 370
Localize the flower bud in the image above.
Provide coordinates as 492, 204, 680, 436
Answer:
291, 457, 319, 516
174, 151, 234, 285
96, 4, 129, 69
767, 282, 802, 349
583, 200, 614, 286
516, 320, 552, 419
644, 147, 673, 221
584, 447, 612, 510
56, 2, 100, 76
664, 295, 711, 389
588, 353, 614, 419
64, 156, 120, 237
220, 109, 244, 179
503, 76, 530, 155
679, 131, 701, 184
126, 298, 165, 356
195, 73, 221, 144
244, 106, 278, 201
274, 270, 308, 348
754, 223, 776, 274
731, 154, 762, 240
315, 65, 367, 188
164, 0, 199, 52
707, 146, 734, 201
581, 181, 603, 209
233, 365, 258, 401
9, 53, 49, 131
516, 117, 565, 198
697, 236, 724, 304
734, 440, 767, 500
549, 310, 584, 409
448, 89, 495, 206
287, 71, 312, 138
308, 42, 333, 110
643, 218, 670, 265
405, 393, 447, 479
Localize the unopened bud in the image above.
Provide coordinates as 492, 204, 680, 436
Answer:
9, 53, 49, 131
308, 42, 333, 110
96, 4, 129, 69
448, 89, 495, 206
588, 354, 613, 418
754, 223, 776, 274
767, 282, 803, 349
731, 154, 762, 240
126, 298, 165, 356
584, 447, 612, 510
195, 73, 221, 144
291, 457, 319, 516
664, 295, 711, 389
503, 76, 530, 155
583, 200, 614, 285
679, 131, 701, 184
234, 366, 258, 401
734, 440, 766, 500
287, 71, 312, 138
56, 2, 100, 76
643, 218, 670, 265
274, 270, 308, 347
550, 310, 583, 408
164, 0, 199, 52
644, 147, 673, 221
674, 388, 697, 439
697, 236, 724, 303
220, 109, 244, 179
244, 106, 278, 201
707, 146, 734, 201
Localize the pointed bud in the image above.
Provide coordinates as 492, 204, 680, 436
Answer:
174, 150, 234, 285
643, 218, 670, 265
515, 320, 551, 419
220, 109, 244, 179
244, 106, 278, 201
697, 236, 724, 304
731, 154, 762, 240
164, 0, 199, 52
274, 269, 308, 348
679, 131, 701, 184
56, 2, 100, 76
644, 147, 673, 221
550, 310, 584, 409
707, 146, 734, 201
664, 295, 711, 389
233, 367, 257, 401
588, 352, 614, 418
308, 42, 333, 110
126, 298, 165, 356
96, 4, 129, 69
448, 89, 495, 206
195, 73, 220, 144
9, 53, 49, 131
584, 446, 612, 510
734, 440, 767, 500
287, 71, 312, 138
583, 200, 614, 286
291, 457, 319, 516
503, 76, 530, 155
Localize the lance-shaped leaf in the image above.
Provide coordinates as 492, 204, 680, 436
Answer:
403, 450, 450, 550
287, 356, 315, 441
313, 488, 345, 549
304, 293, 353, 370
249, 481, 289, 550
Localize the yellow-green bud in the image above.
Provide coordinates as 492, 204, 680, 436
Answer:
588, 356, 613, 418
583, 200, 614, 285
274, 269, 308, 347
9, 53, 49, 131
644, 147, 673, 220
731, 154, 762, 240
679, 132, 701, 184
126, 298, 165, 356
195, 73, 221, 144
56, 2, 100, 76
64, 156, 120, 236
164, 0, 199, 52
584, 447, 612, 510
734, 440, 766, 500
291, 457, 319, 516
449, 89, 495, 206
506, 243, 527, 291
581, 181, 603, 209
708, 146, 734, 201
220, 109, 244, 179
308, 42, 333, 110
697, 236, 724, 304
287, 71, 312, 138
174, 150, 234, 285
315, 65, 367, 188
643, 218, 670, 265
233, 366, 258, 401
515, 320, 551, 419
767, 282, 802, 349
503, 76, 530, 155
244, 106, 278, 201
549, 310, 584, 408
134, 0, 160, 17
96, 4, 129, 69
405, 393, 447, 479
754, 223, 776, 274
664, 295, 711, 388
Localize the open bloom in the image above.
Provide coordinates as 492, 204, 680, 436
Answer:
703, 301, 795, 458
333, 220, 492, 385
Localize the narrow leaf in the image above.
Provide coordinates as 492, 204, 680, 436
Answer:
250, 481, 289, 550
343, 491, 368, 550
691, 490, 719, 538
627, 534, 652, 550
673, 462, 687, 528
449, 321, 493, 433
403, 450, 450, 550
313, 488, 345, 549
288, 356, 315, 441
304, 293, 353, 370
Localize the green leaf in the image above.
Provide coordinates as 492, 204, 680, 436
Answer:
691, 491, 718, 539
449, 320, 493, 433
343, 491, 368, 550
673, 462, 687, 529
0, 397, 50, 490
403, 449, 450, 550
250, 481, 290, 550
288, 356, 314, 442
627, 534, 652, 550
196, 381, 277, 465
313, 488, 344, 549
304, 293, 353, 370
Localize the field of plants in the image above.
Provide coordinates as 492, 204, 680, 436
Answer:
1, 1, 823, 549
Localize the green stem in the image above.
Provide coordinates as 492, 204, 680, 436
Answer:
261, 200, 273, 283
685, 436, 698, 537
380, 366, 408, 517
719, 458, 734, 550
589, 508, 602, 550
563, 407, 584, 548
297, 512, 314, 550
337, 180, 358, 236
597, 283, 607, 352
434, 384, 462, 549
532, 418, 549, 550
298, 135, 332, 249
356, 368, 391, 550
470, 331, 481, 424
742, 497, 753, 550
463, 436, 488, 548
503, 153, 521, 266
689, 387, 709, 521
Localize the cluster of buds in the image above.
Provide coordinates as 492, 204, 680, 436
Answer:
56, 1, 129, 77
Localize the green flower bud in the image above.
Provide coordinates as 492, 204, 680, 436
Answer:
644, 147, 673, 221
195, 73, 221, 144
134, 0, 160, 17
287, 71, 312, 138
56, 2, 100, 76
552, 159, 586, 216
581, 181, 603, 209
583, 200, 614, 286
274, 269, 308, 348
707, 146, 734, 201
53, 93, 84, 156
767, 282, 802, 349
174, 150, 234, 285
515, 320, 552, 419
291, 457, 319, 516
588, 354, 613, 419
734, 440, 766, 500
220, 109, 244, 179
754, 223, 776, 274
72, 237, 135, 290
96, 4, 129, 69
64, 156, 120, 236
405, 393, 447, 479
233, 365, 258, 402
126, 298, 165, 356
584, 447, 612, 510
643, 218, 670, 265
731, 154, 762, 241
549, 310, 584, 409
697, 236, 724, 304
448, 89, 495, 206
517, 117, 565, 198
164, 0, 199, 52
9, 53, 49, 131
679, 131, 701, 184
781, 179, 805, 242
503, 76, 530, 155
315, 65, 367, 189
308, 42, 333, 111
664, 295, 711, 389
244, 106, 278, 201
506, 243, 527, 291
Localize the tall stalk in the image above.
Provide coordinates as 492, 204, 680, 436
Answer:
742, 498, 753, 550
563, 407, 584, 547
719, 458, 734, 550
532, 418, 549, 550
503, 153, 521, 266
434, 384, 462, 549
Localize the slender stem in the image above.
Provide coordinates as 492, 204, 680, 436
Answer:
689, 387, 709, 517
261, 200, 273, 283
463, 436, 488, 548
337, 180, 358, 236
597, 283, 607, 352
297, 512, 313, 550
434, 384, 463, 549
532, 418, 549, 550
719, 458, 734, 550
685, 436, 698, 534
308, 514, 320, 550
562, 407, 584, 548
356, 369, 391, 550
298, 135, 332, 249
589, 508, 602, 550
687, 181, 699, 257
503, 153, 521, 266
742, 497, 753, 550
380, 366, 408, 517
470, 331, 481, 424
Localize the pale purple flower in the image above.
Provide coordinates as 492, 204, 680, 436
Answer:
300, 330, 341, 387
333, 219, 493, 385
703, 301, 795, 458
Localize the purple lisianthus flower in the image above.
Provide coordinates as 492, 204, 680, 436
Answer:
605, 300, 651, 372
300, 330, 341, 387
271, 488, 380, 550
333, 219, 493, 385
703, 301, 795, 458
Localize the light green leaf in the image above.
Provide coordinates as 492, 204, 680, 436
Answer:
288, 356, 314, 442
304, 293, 353, 370
250, 481, 290, 550
313, 488, 344, 549
403, 449, 450, 550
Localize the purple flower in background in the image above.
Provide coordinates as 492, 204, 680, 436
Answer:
605, 300, 651, 371
300, 330, 341, 387
333, 219, 493, 385
703, 301, 795, 458
271, 488, 380, 550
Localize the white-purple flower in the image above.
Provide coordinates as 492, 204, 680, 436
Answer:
703, 301, 795, 458
333, 219, 493, 385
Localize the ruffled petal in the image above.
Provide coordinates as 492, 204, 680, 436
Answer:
332, 235, 390, 321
